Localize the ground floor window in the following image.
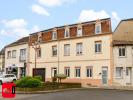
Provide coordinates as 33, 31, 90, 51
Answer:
116, 67, 123, 78
51, 68, 57, 77
64, 67, 70, 77
86, 66, 93, 77
75, 67, 80, 77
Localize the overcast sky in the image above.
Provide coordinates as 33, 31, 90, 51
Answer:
0, 0, 132, 49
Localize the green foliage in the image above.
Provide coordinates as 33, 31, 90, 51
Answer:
15, 76, 42, 88
34, 76, 42, 81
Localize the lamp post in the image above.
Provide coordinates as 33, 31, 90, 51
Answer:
32, 41, 40, 76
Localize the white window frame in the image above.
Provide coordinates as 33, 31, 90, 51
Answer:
20, 49, 26, 61
95, 41, 102, 53
52, 31, 57, 40
95, 23, 102, 34
75, 67, 81, 78
64, 27, 70, 38
37, 48, 41, 58
77, 26, 82, 37
38, 32, 42, 42
116, 67, 123, 78
64, 67, 70, 77
7, 51, 11, 59
52, 45, 57, 56
12, 50, 16, 58
51, 68, 57, 77
86, 66, 93, 78
119, 47, 126, 57
64, 44, 70, 56
76, 43, 83, 55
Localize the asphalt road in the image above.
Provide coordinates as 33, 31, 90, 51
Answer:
1, 89, 133, 100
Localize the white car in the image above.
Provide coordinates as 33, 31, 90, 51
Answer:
0, 74, 17, 84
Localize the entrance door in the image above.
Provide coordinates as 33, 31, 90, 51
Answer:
126, 67, 132, 84
102, 67, 108, 85
33, 68, 45, 82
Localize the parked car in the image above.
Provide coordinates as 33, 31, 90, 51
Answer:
0, 74, 17, 84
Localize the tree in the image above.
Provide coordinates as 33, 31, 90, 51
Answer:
56, 74, 67, 83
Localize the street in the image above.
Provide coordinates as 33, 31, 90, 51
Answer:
0, 89, 133, 100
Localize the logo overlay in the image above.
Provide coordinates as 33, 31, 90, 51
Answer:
2, 83, 16, 98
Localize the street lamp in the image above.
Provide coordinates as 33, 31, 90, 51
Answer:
32, 41, 40, 76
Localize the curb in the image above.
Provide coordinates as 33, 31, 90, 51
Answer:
16, 88, 85, 94
8, 86, 133, 94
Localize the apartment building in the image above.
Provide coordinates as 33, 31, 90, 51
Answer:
113, 18, 133, 86
0, 49, 5, 73
28, 18, 113, 87
5, 37, 29, 78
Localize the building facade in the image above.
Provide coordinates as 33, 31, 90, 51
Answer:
28, 18, 113, 87
0, 49, 5, 74
113, 19, 133, 86
5, 37, 29, 78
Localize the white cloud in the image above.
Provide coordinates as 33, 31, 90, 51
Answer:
78, 9, 120, 30
0, 19, 40, 38
1, 19, 27, 28
31, 4, 50, 16
38, 0, 77, 7
78, 10, 110, 22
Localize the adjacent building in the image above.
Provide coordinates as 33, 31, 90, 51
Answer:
113, 18, 133, 86
28, 18, 113, 87
5, 37, 29, 78
0, 48, 5, 74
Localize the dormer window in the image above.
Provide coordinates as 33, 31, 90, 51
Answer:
64, 27, 70, 38
38, 32, 42, 42
95, 20, 102, 34
52, 28, 57, 40
77, 25, 82, 37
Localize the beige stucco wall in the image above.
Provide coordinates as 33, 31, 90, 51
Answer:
29, 34, 112, 86
5, 44, 28, 77
0, 55, 4, 71
113, 46, 133, 86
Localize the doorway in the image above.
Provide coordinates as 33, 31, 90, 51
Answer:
102, 67, 108, 85
33, 68, 46, 82
126, 67, 132, 85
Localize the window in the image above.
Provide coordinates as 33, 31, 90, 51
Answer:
37, 48, 41, 58
38, 32, 42, 42
52, 45, 57, 56
77, 26, 82, 36
119, 47, 126, 57
95, 24, 101, 34
7, 51, 11, 59
86, 67, 92, 77
12, 50, 16, 58
64, 44, 70, 56
75, 67, 80, 77
64, 67, 70, 77
64, 28, 70, 38
95, 41, 102, 53
51, 68, 57, 77
20, 49, 26, 61
116, 67, 123, 78
52, 31, 57, 40
76, 43, 83, 55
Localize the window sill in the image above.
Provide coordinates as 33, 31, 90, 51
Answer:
95, 52, 102, 54
75, 77, 81, 78
37, 57, 41, 59
115, 77, 123, 79
76, 54, 83, 56
119, 56, 126, 58
86, 77, 93, 79
64, 54, 70, 56
52, 55, 57, 57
